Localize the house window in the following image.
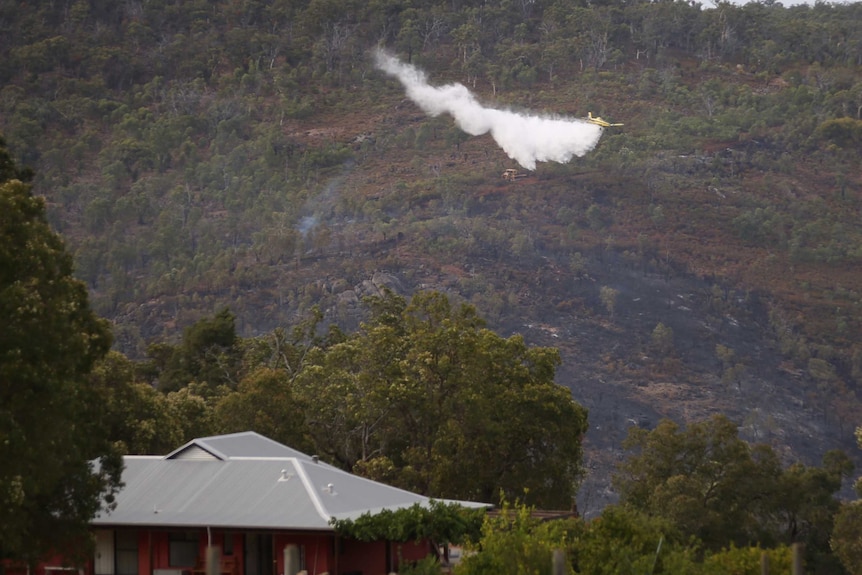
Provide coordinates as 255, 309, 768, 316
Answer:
115, 530, 138, 575
169, 532, 200, 567
223, 533, 233, 556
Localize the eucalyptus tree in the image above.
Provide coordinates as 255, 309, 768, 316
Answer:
294, 290, 589, 509
0, 138, 122, 566
613, 415, 780, 549
832, 426, 862, 575
614, 414, 851, 569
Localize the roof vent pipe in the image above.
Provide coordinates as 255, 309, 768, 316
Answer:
312, 455, 319, 463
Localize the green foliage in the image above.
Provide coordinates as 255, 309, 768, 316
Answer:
831, 427, 862, 574
0, 135, 33, 182
146, 308, 242, 394
88, 351, 185, 454
614, 415, 851, 570
815, 118, 862, 149
573, 506, 697, 575
832, 502, 862, 575
599, 285, 618, 317
701, 545, 792, 575
0, 148, 121, 565
331, 500, 484, 545
586, 204, 610, 231
650, 323, 674, 356
296, 291, 588, 508
614, 416, 774, 548
455, 502, 581, 575
397, 555, 444, 575
732, 207, 787, 248
214, 367, 312, 452
447, 501, 801, 575
773, 450, 853, 572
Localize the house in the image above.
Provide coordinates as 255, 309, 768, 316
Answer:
18, 432, 488, 575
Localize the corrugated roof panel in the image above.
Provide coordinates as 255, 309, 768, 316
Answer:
298, 460, 427, 518
177, 460, 320, 528
96, 458, 331, 530
94, 433, 489, 531
192, 432, 318, 460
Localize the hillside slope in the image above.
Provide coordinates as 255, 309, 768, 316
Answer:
2, 0, 862, 509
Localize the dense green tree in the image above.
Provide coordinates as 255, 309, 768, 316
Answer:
146, 308, 241, 394
438, 499, 802, 575
294, 323, 402, 470
766, 450, 852, 572
0, 135, 33, 182
163, 385, 216, 442
832, 426, 862, 574
573, 506, 698, 575
701, 544, 793, 575
455, 502, 581, 575
614, 415, 851, 571
88, 351, 185, 455
294, 290, 589, 509
815, 118, 862, 149
453, 502, 795, 575
214, 367, 312, 452
832, 502, 862, 575
0, 142, 121, 566
613, 416, 784, 549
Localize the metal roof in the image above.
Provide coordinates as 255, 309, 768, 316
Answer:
165, 431, 325, 462
93, 432, 487, 530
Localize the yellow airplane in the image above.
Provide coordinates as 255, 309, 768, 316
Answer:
587, 112, 623, 127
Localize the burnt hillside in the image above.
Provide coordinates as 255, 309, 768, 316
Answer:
2, 0, 862, 506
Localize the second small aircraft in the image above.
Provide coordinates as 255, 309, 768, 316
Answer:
586, 112, 623, 127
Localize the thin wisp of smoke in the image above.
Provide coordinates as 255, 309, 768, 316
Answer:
373, 48, 603, 171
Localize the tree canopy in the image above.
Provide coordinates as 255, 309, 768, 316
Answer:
136, 290, 589, 509
831, 426, 862, 574
613, 414, 852, 570
0, 142, 122, 566
211, 290, 588, 509
146, 307, 241, 394
423, 501, 795, 575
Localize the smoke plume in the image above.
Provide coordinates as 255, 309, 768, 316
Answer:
373, 49, 603, 170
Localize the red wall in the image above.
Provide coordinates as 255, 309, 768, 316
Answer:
397, 540, 432, 565
2, 554, 79, 575
7, 530, 433, 575
337, 539, 386, 575
138, 531, 151, 575
336, 538, 431, 575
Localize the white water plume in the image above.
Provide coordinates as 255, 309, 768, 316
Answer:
373, 49, 603, 171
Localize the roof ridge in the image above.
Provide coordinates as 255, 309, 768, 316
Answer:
293, 459, 331, 523
163, 431, 313, 461
227, 456, 298, 461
